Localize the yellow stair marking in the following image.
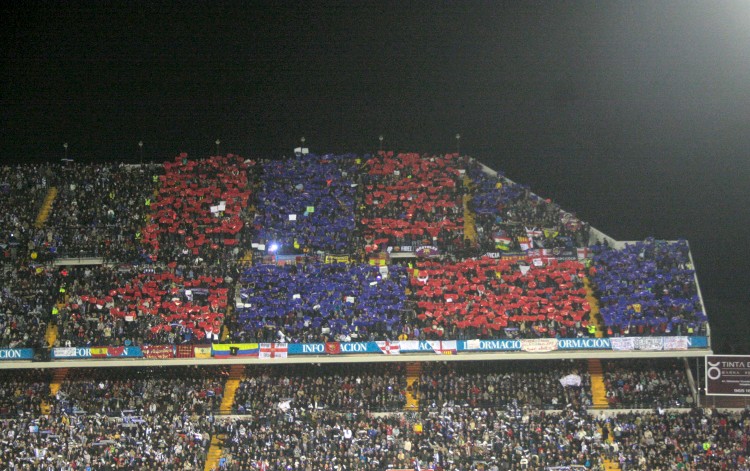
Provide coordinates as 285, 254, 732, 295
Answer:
588, 358, 608, 409
203, 435, 225, 471
603, 460, 621, 471
50, 368, 68, 397
584, 277, 604, 338
240, 249, 253, 266
405, 362, 421, 411
462, 176, 478, 245
45, 322, 58, 348
219, 364, 245, 414
42, 368, 69, 415
220, 306, 231, 342
599, 422, 621, 470
206, 365, 245, 471
34, 187, 58, 228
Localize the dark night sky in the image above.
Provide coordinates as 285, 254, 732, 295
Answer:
2, 1, 749, 352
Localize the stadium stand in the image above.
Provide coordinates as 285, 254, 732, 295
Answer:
419, 360, 592, 410
233, 363, 406, 414
360, 152, 466, 254
589, 238, 708, 337
0, 151, 730, 471
0, 165, 57, 262
466, 160, 590, 253
47, 163, 159, 261
0, 263, 60, 348
601, 359, 693, 409
256, 154, 359, 254
410, 257, 591, 339
232, 263, 409, 343
141, 154, 255, 265
55, 264, 231, 346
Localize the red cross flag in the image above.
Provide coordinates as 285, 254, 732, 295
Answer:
377, 341, 401, 355
259, 343, 288, 359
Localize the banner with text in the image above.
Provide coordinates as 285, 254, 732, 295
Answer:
706, 355, 750, 396
0, 348, 34, 360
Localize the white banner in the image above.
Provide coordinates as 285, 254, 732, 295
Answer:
663, 336, 688, 350
610, 337, 635, 351
634, 337, 664, 351
559, 374, 582, 387
53, 347, 77, 357
520, 338, 558, 353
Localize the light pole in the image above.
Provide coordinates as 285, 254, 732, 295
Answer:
455, 133, 461, 155
63, 142, 68, 160
300, 136, 306, 151
138, 141, 143, 164
215, 139, 221, 156
379, 135, 384, 152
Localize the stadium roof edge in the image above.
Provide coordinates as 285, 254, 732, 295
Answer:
476, 160, 618, 247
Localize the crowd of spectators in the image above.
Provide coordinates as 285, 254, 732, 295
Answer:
255, 154, 359, 254
215, 404, 605, 471
0, 154, 713, 349
466, 160, 590, 254
141, 154, 255, 266
233, 363, 406, 414
0, 263, 60, 348
419, 361, 592, 410
0, 410, 211, 470
360, 152, 466, 253
607, 408, 750, 470
0, 369, 48, 417
0, 366, 225, 470
602, 359, 693, 409
1, 362, 747, 470
45, 163, 159, 261
53, 367, 227, 417
232, 262, 409, 343
410, 257, 591, 339
0, 165, 56, 262
56, 264, 233, 346
590, 238, 708, 337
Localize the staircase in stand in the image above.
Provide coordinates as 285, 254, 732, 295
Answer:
203, 435, 225, 471
220, 307, 231, 342
603, 457, 621, 471
588, 359, 608, 409
220, 364, 245, 414
42, 368, 69, 415
45, 323, 58, 348
583, 277, 604, 338
462, 176, 478, 245
601, 422, 621, 470
35, 187, 58, 228
404, 363, 421, 411
239, 249, 253, 267
206, 365, 245, 471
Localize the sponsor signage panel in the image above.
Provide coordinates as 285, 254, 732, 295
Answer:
51, 346, 143, 359
44, 335, 709, 361
706, 355, 750, 396
0, 348, 34, 360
